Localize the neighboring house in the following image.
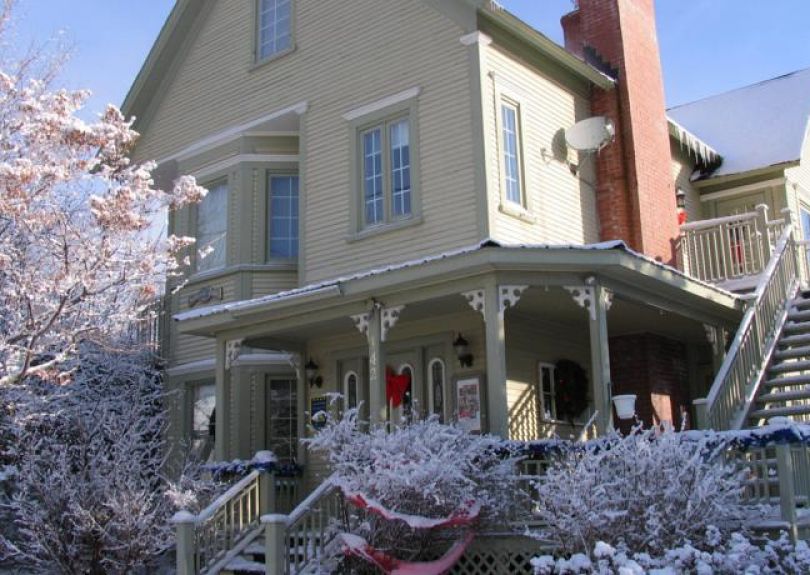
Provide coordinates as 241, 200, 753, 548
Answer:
124, 0, 808, 485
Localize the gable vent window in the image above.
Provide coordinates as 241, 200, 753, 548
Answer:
258, 0, 292, 61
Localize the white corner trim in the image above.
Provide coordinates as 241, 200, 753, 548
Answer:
160, 101, 308, 164
342, 87, 421, 122
460, 31, 493, 47
699, 177, 786, 203
193, 154, 299, 180
166, 359, 216, 377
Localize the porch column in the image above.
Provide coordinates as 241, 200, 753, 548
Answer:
483, 283, 508, 437
291, 352, 307, 464
354, 306, 386, 424
566, 281, 612, 434
589, 284, 612, 434
214, 337, 228, 461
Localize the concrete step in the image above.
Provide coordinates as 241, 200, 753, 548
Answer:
781, 321, 810, 334
751, 404, 810, 420
769, 359, 810, 374
758, 388, 810, 404
774, 345, 810, 360
778, 333, 810, 348
765, 374, 810, 388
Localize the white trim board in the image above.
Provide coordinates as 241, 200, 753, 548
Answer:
342, 87, 421, 122
193, 154, 299, 180
699, 178, 786, 203
160, 101, 308, 164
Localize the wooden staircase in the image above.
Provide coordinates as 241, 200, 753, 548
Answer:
751, 292, 810, 424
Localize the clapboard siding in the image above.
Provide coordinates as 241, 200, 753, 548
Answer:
483, 43, 599, 246
252, 270, 299, 297
132, 0, 479, 286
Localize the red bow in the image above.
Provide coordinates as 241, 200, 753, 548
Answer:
385, 367, 411, 408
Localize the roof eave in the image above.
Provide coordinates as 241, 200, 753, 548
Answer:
693, 161, 799, 188
478, 6, 615, 90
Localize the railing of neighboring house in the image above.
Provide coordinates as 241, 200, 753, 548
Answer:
679, 205, 787, 285
694, 222, 800, 432
173, 458, 301, 575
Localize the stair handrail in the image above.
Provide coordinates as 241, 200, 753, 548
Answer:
174, 456, 280, 575
696, 223, 801, 431
262, 475, 346, 575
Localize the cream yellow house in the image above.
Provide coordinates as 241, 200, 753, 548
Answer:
124, 0, 755, 482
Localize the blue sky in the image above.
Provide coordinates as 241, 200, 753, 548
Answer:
9, 1, 810, 120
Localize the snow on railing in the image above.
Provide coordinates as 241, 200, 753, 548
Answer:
695, 222, 800, 432
679, 205, 786, 285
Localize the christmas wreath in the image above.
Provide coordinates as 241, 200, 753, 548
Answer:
554, 359, 589, 423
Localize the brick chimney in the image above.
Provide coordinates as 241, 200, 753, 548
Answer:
562, 0, 677, 263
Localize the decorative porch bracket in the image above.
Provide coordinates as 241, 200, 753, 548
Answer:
499, 285, 529, 319
381, 305, 404, 342
462, 289, 486, 318
564, 283, 613, 321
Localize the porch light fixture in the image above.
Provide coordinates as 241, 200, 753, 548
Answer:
453, 334, 474, 368
305, 359, 323, 388
676, 188, 687, 210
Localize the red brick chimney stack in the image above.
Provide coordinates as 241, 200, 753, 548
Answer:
562, 0, 677, 263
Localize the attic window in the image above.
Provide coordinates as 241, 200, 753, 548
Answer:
258, 0, 292, 61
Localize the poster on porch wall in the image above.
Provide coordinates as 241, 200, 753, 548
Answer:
456, 377, 482, 434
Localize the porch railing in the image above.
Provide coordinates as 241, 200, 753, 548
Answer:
679, 205, 786, 285
694, 223, 800, 431
173, 457, 300, 575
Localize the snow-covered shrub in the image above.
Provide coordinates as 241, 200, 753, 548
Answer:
530, 426, 751, 555
531, 529, 810, 574
305, 406, 528, 570
0, 345, 214, 574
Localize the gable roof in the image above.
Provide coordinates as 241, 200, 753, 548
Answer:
668, 68, 810, 180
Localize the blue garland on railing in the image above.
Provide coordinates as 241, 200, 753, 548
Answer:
513, 422, 810, 460
205, 457, 303, 480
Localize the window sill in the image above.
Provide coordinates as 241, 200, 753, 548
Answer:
250, 45, 297, 73
346, 215, 423, 243
499, 202, 537, 224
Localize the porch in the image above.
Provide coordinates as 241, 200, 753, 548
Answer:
174, 241, 741, 483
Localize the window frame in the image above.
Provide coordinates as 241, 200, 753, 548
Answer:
254, 0, 295, 65
537, 362, 558, 422
428, 358, 446, 424
343, 370, 359, 411
193, 178, 229, 275
348, 95, 422, 239
265, 171, 300, 263
188, 379, 216, 443
265, 376, 298, 462
497, 96, 527, 209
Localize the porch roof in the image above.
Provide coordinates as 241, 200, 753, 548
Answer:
175, 240, 743, 337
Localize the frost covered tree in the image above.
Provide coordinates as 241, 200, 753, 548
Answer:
0, 0, 205, 387
529, 426, 752, 556
305, 406, 528, 572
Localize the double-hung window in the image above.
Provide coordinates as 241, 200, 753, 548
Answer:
359, 115, 413, 228
500, 100, 524, 206
257, 0, 292, 61
267, 174, 299, 260
196, 182, 228, 273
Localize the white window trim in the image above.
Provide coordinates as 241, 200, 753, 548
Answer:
538, 362, 557, 423
343, 87, 421, 122
266, 172, 300, 262
427, 358, 446, 419
343, 370, 359, 410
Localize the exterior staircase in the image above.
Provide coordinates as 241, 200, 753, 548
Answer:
751, 292, 810, 424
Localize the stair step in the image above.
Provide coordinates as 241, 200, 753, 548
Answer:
224, 557, 267, 574
792, 297, 810, 311
751, 404, 810, 420
781, 321, 810, 334
758, 388, 810, 403
769, 359, 810, 374
765, 374, 810, 388
778, 333, 810, 348
774, 345, 810, 360
788, 309, 810, 322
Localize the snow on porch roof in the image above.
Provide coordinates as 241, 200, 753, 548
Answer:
668, 68, 810, 179
174, 240, 738, 324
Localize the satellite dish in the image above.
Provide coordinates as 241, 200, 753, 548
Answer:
565, 117, 615, 152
